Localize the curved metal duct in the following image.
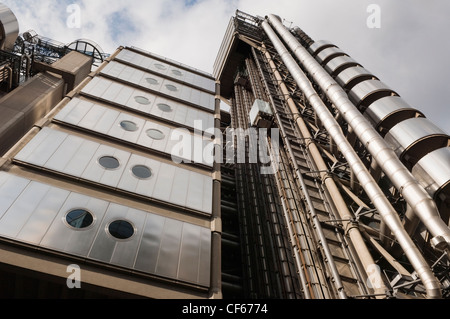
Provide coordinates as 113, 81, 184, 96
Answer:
335, 66, 378, 91
324, 55, 360, 77
316, 47, 347, 65
364, 96, 424, 137
348, 79, 398, 113
0, 4, 19, 51
266, 14, 450, 251
308, 40, 335, 56
385, 117, 450, 170
262, 17, 443, 299
412, 147, 450, 223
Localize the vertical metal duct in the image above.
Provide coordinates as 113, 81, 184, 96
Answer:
0, 4, 19, 51
261, 17, 442, 299
265, 14, 450, 251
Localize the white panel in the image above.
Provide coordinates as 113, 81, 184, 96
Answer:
0, 182, 51, 239
16, 186, 70, 244
178, 223, 201, 283
83, 76, 111, 97
45, 134, 85, 172
155, 218, 183, 278
90, 107, 121, 134
186, 172, 204, 212
114, 85, 135, 106
202, 175, 213, 214
134, 213, 166, 274
102, 81, 124, 102
81, 144, 130, 188
153, 163, 176, 202
169, 168, 189, 207
41, 193, 110, 256
107, 112, 145, 144
110, 206, 147, 268
198, 227, 212, 286
78, 103, 108, 129
64, 139, 100, 177
55, 98, 93, 125
134, 157, 161, 197
14, 127, 53, 163
30, 129, 67, 167
0, 173, 30, 218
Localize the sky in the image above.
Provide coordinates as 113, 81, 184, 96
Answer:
2, 0, 449, 132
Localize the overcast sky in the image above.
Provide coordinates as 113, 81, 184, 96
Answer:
2, 0, 449, 132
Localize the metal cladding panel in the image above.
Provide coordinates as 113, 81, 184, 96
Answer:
336, 66, 375, 88
412, 147, 450, 196
0, 3, 19, 51
16, 187, 70, 244
115, 49, 216, 93
54, 98, 214, 167
99, 62, 215, 112
81, 78, 214, 129
90, 204, 147, 268
134, 213, 166, 274
364, 96, 416, 127
324, 55, 359, 75
348, 79, 395, 107
308, 40, 335, 55
316, 47, 346, 65
155, 218, 183, 279
178, 223, 202, 283
14, 128, 213, 214
0, 182, 53, 240
0, 173, 211, 286
198, 227, 211, 286
41, 193, 110, 256
0, 172, 30, 215
385, 117, 449, 157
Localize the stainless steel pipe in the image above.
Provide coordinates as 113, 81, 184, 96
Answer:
262, 17, 442, 299
266, 14, 450, 251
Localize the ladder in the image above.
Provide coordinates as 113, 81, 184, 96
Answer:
252, 46, 366, 298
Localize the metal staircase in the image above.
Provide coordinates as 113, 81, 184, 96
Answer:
251, 45, 367, 298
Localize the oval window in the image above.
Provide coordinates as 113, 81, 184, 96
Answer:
172, 69, 183, 76
120, 120, 139, 132
154, 63, 167, 70
165, 84, 178, 92
99, 156, 120, 169
134, 96, 151, 105
146, 129, 165, 140
108, 220, 135, 240
66, 209, 94, 229
157, 103, 172, 112
146, 78, 159, 85
132, 165, 152, 179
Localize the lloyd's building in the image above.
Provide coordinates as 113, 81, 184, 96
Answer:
0, 3, 220, 298
0, 3, 449, 299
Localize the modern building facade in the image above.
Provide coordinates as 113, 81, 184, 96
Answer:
214, 10, 450, 299
0, 3, 220, 299
0, 4, 448, 299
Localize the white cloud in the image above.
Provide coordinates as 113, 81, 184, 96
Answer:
1, 0, 449, 131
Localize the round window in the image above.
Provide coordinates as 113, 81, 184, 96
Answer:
66, 209, 94, 229
157, 103, 173, 112
154, 63, 167, 70
120, 120, 139, 132
99, 156, 120, 169
172, 69, 183, 76
108, 220, 135, 240
146, 129, 165, 140
146, 78, 159, 85
132, 165, 152, 179
134, 96, 151, 105
165, 84, 178, 92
